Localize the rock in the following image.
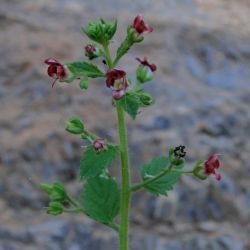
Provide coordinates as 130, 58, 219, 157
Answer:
186, 56, 206, 79
197, 221, 219, 233
216, 235, 244, 250
28, 220, 70, 243
199, 116, 230, 137
207, 65, 250, 90
141, 116, 171, 131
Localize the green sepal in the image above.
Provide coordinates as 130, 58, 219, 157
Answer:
80, 144, 119, 179
117, 88, 154, 119
117, 92, 140, 120
65, 117, 85, 135
67, 62, 104, 78
47, 202, 64, 216
49, 182, 67, 202
79, 79, 89, 90
138, 92, 154, 106
40, 182, 67, 202
82, 176, 120, 224
82, 19, 117, 45
193, 160, 207, 180
40, 183, 53, 194
136, 65, 153, 84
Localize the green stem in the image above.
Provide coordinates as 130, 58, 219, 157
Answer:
171, 169, 194, 174
103, 43, 113, 68
116, 104, 131, 250
103, 41, 130, 248
130, 163, 173, 193
107, 221, 120, 232
66, 194, 83, 209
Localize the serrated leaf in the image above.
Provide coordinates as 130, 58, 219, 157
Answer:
67, 62, 104, 78
118, 93, 140, 120
82, 176, 120, 223
80, 144, 119, 179
140, 157, 183, 196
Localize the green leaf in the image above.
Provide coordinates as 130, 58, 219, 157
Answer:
67, 62, 104, 78
80, 144, 119, 179
82, 176, 120, 224
65, 117, 85, 135
140, 157, 183, 196
117, 93, 140, 120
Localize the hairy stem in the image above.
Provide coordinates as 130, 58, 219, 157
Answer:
116, 104, 131, 250
103, 43, 113, 68
103, 42, 131, 248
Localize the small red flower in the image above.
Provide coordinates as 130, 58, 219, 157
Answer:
106, 69, 128, 100
204, 154, 221, 181
92, 138, 106, 153
132, 15, 153, 35
44, 58, 69, 87
136, 57, 157, 72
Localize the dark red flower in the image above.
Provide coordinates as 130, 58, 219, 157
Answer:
136, 57, 157, 72
105, 69, 128, 100
44, 58, 69, 87
204, 154, 221, 181
132, 15, 153, 35
92, 138, 106, 153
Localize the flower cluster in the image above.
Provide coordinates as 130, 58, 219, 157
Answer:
44, 15, 156, 100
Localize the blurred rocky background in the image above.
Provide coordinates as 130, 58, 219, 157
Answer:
0, 0, 250, 249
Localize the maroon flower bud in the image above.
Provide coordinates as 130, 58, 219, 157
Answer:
105, 69, 128, 100
136, 57, 157, 72
132, 15, 153, 35
204, 154, 221, 181
92, 138, 106, 153
85, 45, 96, 55
85, 45, 99, 60
44, 58, 71, 87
